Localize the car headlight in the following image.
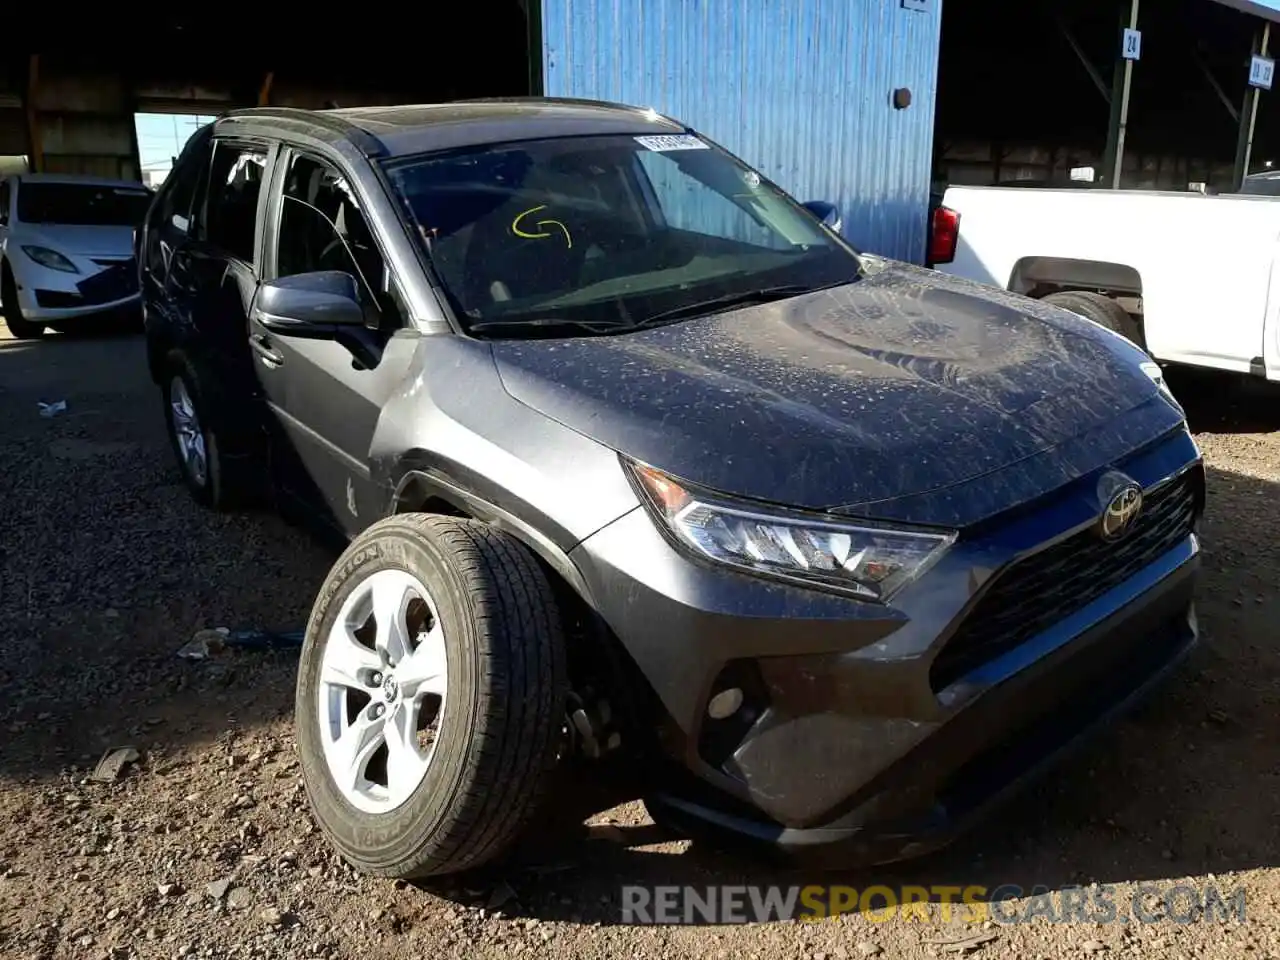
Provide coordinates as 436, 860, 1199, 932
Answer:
626, 460, 956, 601
1140, 360, 1182, 409
22, 245, 79, 274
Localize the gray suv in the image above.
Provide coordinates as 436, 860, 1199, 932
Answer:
139, 100, 1203, 879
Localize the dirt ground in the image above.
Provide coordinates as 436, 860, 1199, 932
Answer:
1, 322, 1278, 960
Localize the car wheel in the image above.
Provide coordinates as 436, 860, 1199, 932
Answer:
161, 350, 261, 510
296, 514, 568, 878
1042, 290, 1143, 346
1, 262, 45, 340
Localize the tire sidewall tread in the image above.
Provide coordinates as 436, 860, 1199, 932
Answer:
161, 350, 223, 508
1042, 290, 1144, 346
296, 514, 567, 878
1, 264, 44, 339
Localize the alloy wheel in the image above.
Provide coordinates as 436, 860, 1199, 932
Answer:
169, 376, 207, 487
317, 568, 448, 814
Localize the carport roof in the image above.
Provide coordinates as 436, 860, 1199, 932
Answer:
1210, 0, 1280, 23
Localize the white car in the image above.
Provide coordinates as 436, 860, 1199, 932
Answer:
0, 173, 153, 339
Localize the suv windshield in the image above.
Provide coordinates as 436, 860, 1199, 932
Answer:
17, 182, 152, 226
385, 133, 859, 335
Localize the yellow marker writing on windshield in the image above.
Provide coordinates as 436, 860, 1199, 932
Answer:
512, 205, 573, 249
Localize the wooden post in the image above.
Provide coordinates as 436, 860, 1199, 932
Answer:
1102, 0, 1140, 188
25, 55, 43, 173
258, 72, 275, 107
1234, 22, 1271, 190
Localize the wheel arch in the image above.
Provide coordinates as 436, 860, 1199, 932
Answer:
147, 330, 175, 383
389, 469, 595, 606
1008, 255, 1144, 300
387, 469, 671, 763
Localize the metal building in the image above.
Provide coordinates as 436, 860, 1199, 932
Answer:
540, 0, 944, 263
7, 2, 943, 263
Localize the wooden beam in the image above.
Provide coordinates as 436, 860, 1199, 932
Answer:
25, 55, 42, 173
1192, 42, 1240, 122
1056, 16, 1111, 105
1235, 21, 1272, 188
258, 71, 274, 107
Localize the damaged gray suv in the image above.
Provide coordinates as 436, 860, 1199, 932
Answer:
139, 100, 1203, 878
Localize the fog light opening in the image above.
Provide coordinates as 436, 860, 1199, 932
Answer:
706, 687, 744, 720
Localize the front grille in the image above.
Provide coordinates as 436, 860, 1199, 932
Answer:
75, 258, 138, 305
930, 466, 1203, 691
34, 290, 82, 308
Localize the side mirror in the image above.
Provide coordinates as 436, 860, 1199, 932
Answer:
802, 200, 843, 235
256, 271, 365, 335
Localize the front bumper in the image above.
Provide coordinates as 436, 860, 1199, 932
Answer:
10, 255, 140, 321
571, 426, 1203, 863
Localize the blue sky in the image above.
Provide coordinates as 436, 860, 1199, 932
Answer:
134, 113, 217, 178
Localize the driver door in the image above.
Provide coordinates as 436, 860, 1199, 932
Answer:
253, 146, 416, 537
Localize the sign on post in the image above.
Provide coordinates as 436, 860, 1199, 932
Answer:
1250, 54, 1275, 90
1122, 28, 1142, 60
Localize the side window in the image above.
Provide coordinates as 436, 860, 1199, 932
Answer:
158, 143, 206, 231
0, 179, 9, 225
199, 141, 268, 263
146, 140, 209, 276
634, 152, 787, 250
276, 153, 404, 326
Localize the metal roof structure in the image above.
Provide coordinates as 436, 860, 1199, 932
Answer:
1211, 0, 1280, 23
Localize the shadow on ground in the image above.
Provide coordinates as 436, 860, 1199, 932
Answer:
0, 330, 337, 784
1, 328, 1277, 928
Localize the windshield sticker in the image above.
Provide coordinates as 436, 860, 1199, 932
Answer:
634, 134, 710, 152
742, 170, 761, 188
511, 204, 573, 249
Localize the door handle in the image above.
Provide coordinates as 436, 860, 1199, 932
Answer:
250, 332, 284, 367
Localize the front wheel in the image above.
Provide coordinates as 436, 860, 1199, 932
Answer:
296, 514, 568, 878
1, 263, 44, 340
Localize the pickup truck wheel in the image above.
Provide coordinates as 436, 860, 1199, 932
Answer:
296, 514, 568, 878
1, 263, 44, 340
1042, 291, 1143, 346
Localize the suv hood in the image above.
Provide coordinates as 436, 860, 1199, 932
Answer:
491, 262, 1181, 527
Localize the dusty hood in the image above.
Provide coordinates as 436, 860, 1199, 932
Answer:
491, 262, 1185, 527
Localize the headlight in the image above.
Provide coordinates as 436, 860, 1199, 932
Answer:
626, 460, 956, 601
1141, 360, 1182, 408
22, 245, 79, 274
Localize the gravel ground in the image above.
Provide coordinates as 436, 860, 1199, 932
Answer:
1, 324, 1278, 960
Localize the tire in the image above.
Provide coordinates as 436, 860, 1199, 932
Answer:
296, 514, 569, 878
1041, 290, 1143, 346
161, 350, 262, 509
1, 262, 45, 340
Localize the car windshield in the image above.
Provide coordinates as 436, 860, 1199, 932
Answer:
384, 133, 860, 336
17, 182, 152, 226
1241, 176, 1280, 197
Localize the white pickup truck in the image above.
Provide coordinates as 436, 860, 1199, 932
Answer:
930, 186, 1280, 382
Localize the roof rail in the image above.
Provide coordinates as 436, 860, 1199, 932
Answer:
454, 95, 675, 119
218, 107, 387, 157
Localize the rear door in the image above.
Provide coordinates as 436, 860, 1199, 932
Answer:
252, 145, 416, 536
141, 124, 212, 332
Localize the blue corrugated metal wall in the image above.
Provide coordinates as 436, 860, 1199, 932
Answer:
539, 0, 943, 264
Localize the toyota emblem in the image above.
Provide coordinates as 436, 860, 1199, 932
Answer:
1099, 484, 1144, 541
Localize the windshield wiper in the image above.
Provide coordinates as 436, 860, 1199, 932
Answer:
467, 317, 632, 336
634, 282, 843, 329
